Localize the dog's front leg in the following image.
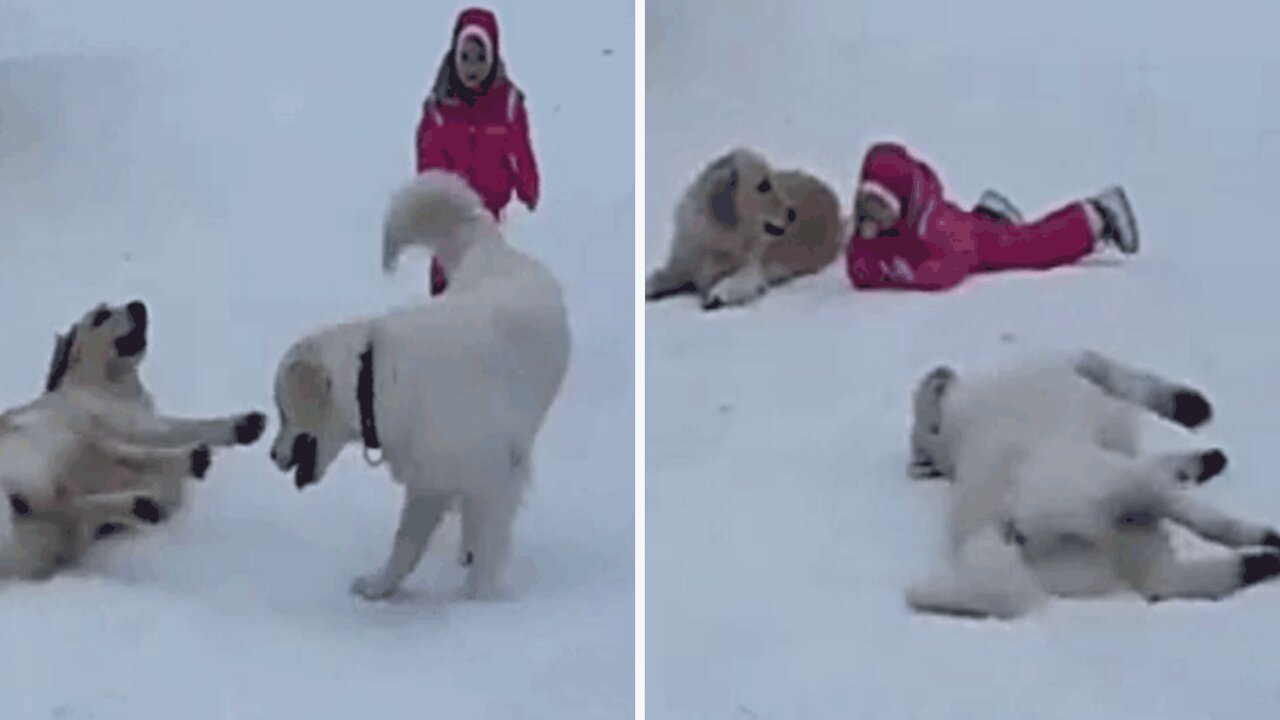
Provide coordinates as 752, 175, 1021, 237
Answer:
90, 407, 264, 450
351, 490, 449, 600
703, 257, 768, 310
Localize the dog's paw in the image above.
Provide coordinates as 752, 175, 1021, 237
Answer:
190, 445, 212, 480
234, 412, 267, 445
131, 497, 165, 524
464, 580, 511, 602
908, 461, 946, 480
703, 268, 766, 310
351, 573, 400, 601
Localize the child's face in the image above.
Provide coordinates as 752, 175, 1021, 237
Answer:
456, 37, 493, 89
855, 191, 899, 239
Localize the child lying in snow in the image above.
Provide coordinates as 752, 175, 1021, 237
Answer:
845, 142, 1138, 292
415, 7, 541, 296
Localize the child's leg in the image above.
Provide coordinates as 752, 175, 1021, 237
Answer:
969, 202, 1095, 272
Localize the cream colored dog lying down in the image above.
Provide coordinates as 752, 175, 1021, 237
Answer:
2, 300, 267, 579
646, 147, 844, 310
268, 170, 570, 601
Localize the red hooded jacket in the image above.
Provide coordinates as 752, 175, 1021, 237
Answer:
844, 142, 1095, 292
415, 8, 540, 219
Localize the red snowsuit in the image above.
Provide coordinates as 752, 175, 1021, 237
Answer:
415, 8, 540, 295
845, 143, 1095, 292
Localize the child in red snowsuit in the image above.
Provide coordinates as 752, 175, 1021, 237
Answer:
846, 142, 1138, 292
415, 7, 541, 295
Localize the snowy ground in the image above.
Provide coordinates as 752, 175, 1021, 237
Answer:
647, 1, 1280, 718
0, 1, 633, 718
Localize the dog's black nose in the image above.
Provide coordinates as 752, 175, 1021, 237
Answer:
786, 208, 797, 223
127, 301, 148, 325
8, 493, 31, 517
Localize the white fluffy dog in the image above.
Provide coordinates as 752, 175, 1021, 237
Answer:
268, 170, 570, 601
906, 351, 1280, 619
2, 300, 266, 579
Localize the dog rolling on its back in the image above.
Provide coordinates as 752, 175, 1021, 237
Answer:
2, 301, 266, 579
905, 351, 1280, 619
646, 148, 843, 310
270, 170, 570, 601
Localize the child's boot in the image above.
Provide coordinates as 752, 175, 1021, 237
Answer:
1088, 187, 1139, 255
973, 189, 1024, 224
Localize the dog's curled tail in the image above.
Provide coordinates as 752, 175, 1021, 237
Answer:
382, 170, 499, 272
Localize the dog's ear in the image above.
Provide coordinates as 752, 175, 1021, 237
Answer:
45, 327, 77, 393
286, 358, 332, 424
924, 365, 957, 399
707, 154, 739, 229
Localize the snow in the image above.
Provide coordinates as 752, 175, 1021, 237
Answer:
646, 0, 1280, 718
0, 1, 633, 718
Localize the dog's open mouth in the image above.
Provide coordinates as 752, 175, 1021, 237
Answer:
288, 434, 319, 489
764, 222, 786, 237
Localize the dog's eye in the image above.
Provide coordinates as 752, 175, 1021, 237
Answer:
91, 309, 111, 327
757, 180, 771, 193
460, 52, 469, 62
929, 423, 940, 434
477, 53, 486, 63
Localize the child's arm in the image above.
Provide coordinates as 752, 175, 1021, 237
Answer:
415, 101, 449, 173
508, 89, 540, 210
845, 239, 891, 289
846, 239, 967, 291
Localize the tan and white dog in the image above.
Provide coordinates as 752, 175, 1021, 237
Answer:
646, 147, 843, 310
1, 300, 267, 579
268, 170, 570, 601
906, 351, 1280, 619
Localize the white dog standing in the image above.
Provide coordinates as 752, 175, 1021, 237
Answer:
269, 171, 570, 601
906, 351, 1280, 619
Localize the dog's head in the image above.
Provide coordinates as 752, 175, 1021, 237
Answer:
269, 341, 345, 490
910, 365, 958, 479
45, 300, 149, 393
702, 148, 796, 240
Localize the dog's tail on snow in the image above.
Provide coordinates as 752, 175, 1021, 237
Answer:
382, 170, 500, 272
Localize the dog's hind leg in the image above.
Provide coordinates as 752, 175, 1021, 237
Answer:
458, 496, 476, 567
464, 456, 528, 601
1159, 491, 1280, 549
1073, 350, 1213, 428
645, 264, 696, 301
351, 489, 450, 600
1137, 549, 1280, 602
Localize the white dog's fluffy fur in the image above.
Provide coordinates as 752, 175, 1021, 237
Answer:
269, 170, 570, 601
906, 351, 1280, 619
646, 147, 844, 310
1, 301, 266, 579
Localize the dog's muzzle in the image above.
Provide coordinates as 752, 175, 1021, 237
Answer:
114, 300, 149, 358
764, 222, 786, 237
286, 434, 319, 490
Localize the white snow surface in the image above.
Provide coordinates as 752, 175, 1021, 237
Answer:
647, 0, 1280, 718
0, 1, 633, 718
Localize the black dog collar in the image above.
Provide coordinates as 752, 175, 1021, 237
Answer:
357, 343, 381, 451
